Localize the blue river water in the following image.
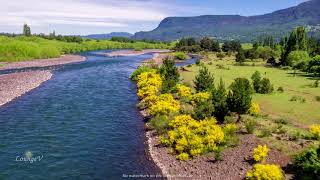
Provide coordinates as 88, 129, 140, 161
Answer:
0, 51, 196, 179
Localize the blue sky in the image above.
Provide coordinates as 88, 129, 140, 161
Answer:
0, 0, 308, 35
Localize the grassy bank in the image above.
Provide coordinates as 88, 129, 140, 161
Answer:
180, 54, 320, 126
0, 36, 172, 62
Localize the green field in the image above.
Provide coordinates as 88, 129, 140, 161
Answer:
0, 36, 172, 62
180, 54, 320, 126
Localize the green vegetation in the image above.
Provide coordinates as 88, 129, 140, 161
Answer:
174, 52, 188, 60
0, 36, 171, 62
293, 146, 320, 179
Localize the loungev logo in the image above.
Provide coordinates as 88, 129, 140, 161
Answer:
15, 151, 44, 163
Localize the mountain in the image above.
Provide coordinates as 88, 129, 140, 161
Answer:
84, 32, 133, 39
133, 0, 320, 42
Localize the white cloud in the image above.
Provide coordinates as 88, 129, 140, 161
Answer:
0, 0, 170, 34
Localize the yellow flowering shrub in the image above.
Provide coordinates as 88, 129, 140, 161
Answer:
149, 94, 180, 116
177, 153, 189, 161
176, 84, 192, 99
160, 115, 224, 160
191, 92, 210, 104
223, 123, 237, 136
136, 71, 162, 99
246, 164, 283, 180
249, 102, 260, 116
310, 124, 320, 140
253, 145, 269, 163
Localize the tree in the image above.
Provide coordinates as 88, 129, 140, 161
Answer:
307, 55, 320, 77
251, 71, 262, 93
212, 78, 229, 122
222, 40, 241, 52
256, 46, 275, 61
194, 66, 215, 92
287, 51, 310, 72
200, 37, 213, 51
281, 27, 308, 65
236, 49, 246, 63
160, 58, 180, 93
227, 78, 253, 121
23, 24, 31, 36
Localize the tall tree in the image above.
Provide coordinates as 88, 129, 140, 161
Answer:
23, 24, 31, 36
194, 66, 215, 92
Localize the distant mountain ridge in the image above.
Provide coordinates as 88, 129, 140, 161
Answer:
133, 0, 320, 42
84, 32, 133, 39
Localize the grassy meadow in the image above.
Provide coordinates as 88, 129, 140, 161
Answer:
0, 36, 172, 62
180, 54, 320, 126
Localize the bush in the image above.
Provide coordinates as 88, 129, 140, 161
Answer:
160, 58, 180, 93
245, 119, 257, 134
259, 78, 274, 94
246, 164, 283, 180
310, 124, 320, 140
277, 87, 284, 93
149, 94, 180, 116
149, 116, 169, 134
174, 52, 188, 60
316, 96, 320, 102
227, 78, 253, 116
193, 66, 215, 92
131, 66, 156, 81
212, 78, 229, 122
249, 102, 260, 116
192, 99, 215, 120
315, 80, 319, 88
160, 115, 224, 160
253, 145, 269, 163
177, 153, 189, 161
223, 124, 237, 136
251, 71, 262, 92
176, 84, 192, 100
293, 147, 320, 179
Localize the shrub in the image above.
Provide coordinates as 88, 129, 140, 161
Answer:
316, 96, 320, 102
251, 71, 262, 92
160, 115, 224, 160
275, 118, 288, 125
249, 102, 260, 116
259, 78, 274, 94
310, 124, 320, 140
177, 153, 189, 161
212, 78, 229, 122
277, 87, 284, 93
193, 66, 215, 92
195, 59, 201, 65
191, 92, 211, 105
174, 52, 188, 60
259, 128, 272, 138
176, 84, 192, 100
131, 66, 156, 81
227, 78, 253, 116
137, 72, 162, 99
293, 147, 320, 179
223, 124, 237, 136
134, 47, 142, 51
245, 119, 257, 134
253, 145, 269, 163
149, 116, 169, 134
216, 52, 225, 59
236, 49, 246, 64
192, 99, 215, 120
160, 58, 180, 93
315, 80, 319, 88
149, 94, 180, 116
246, 164, 283, 180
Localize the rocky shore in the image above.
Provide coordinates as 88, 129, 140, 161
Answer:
0, 54, 86, 107
0, 71, 52, 106
0, 55, 86, 70
146, 130, 291, 180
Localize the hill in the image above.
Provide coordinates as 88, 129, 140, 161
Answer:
84, 32, 133, 39
132, 0, 320, 42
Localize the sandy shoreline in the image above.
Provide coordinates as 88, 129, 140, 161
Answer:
0, 54, 86, 71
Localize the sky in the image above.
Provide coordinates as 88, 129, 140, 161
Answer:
0, 0, 308, 35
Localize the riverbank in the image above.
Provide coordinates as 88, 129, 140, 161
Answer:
146, 129, 291, 180
0, 55, 86, 70
0, 71, 52, 106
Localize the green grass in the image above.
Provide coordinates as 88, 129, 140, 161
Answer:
0, 36, 172, 62
180, 56, 320, 126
